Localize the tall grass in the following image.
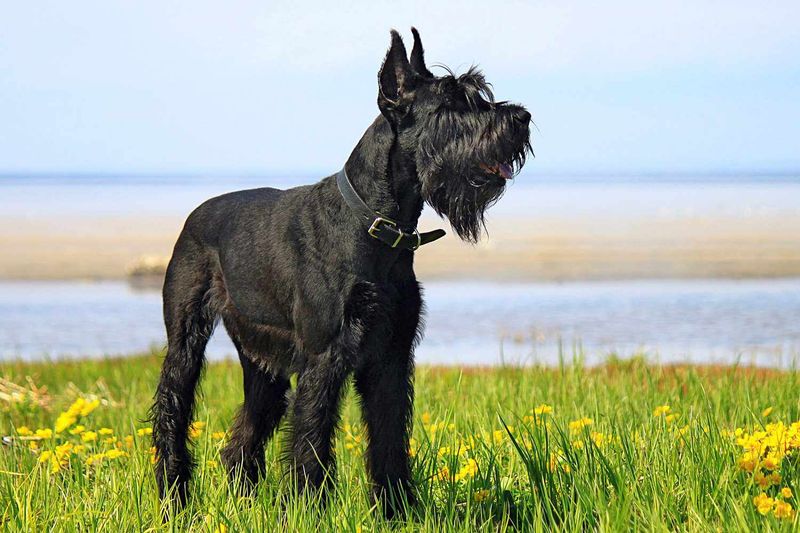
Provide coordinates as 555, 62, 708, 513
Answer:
1, 351, 798, 531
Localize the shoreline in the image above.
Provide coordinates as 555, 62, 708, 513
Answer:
2, 213, 800, 282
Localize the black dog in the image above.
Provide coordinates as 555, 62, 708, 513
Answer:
151, 28, 531, 517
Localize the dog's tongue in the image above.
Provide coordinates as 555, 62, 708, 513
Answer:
498, 163, 513, 180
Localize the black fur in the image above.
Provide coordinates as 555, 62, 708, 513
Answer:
150, 28, 531, 518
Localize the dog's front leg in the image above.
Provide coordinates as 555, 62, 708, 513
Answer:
354, 276, 420, 519
355, 351, 416, 518
287, 350, 350, 497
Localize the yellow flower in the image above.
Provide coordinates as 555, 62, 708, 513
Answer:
104, 449, 127, 460
16, 426, 33, 436
590, 431, 612, 447
473, 489, 491, 502
54, 414, 77, 433
82, 431, 98, 442
408, 437, 418, 457
211, 431, 227, 440
206, 460, 218, 468
213, 525, 228, 533
79, 399, 100, 417
421, 412, 431, 425
38, 451, 53, 463
762, 455, 780, 471
34, 428, 53, 439
103, 437, 117, 445
653, 405, 671, 417
753, 493, 775, 515
85, 453, 105, 466
437, 447, 451, 457
664, 414, 678, 424
123, 435, 134, 447
534, 404, 553, 416
775, 500, 794, 519
762, 407, 774, 417
455, 458, 478, 481
189, 422, 205, 439
98, 428, 114, 435
69, 425, 86, 435
754, 470, 772, 489
781, 487, 793, 499
738, 451, 758, 472
569, 417, 593, 433
435, 466, 450, 481
572, 440, 585, 449
137, 427, 153, 437
492, 430, 505, 444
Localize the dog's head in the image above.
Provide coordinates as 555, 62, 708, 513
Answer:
378, 28, 532, 242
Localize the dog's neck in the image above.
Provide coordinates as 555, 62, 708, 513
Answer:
343, 116, 424, 226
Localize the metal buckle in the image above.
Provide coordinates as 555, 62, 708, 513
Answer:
410, 229, 422, 250
368, 217, 396, 239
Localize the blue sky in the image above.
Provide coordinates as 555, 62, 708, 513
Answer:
1, 1, 799, 175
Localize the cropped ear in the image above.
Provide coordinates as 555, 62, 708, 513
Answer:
378, 30, 415, 122
410, 27, 433, 78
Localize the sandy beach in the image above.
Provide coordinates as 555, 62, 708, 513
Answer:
2, 211, 799, 281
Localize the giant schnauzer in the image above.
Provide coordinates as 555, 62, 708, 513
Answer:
151, 27, 531, 517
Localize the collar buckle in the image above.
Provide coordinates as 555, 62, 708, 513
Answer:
367, 217, 396, 238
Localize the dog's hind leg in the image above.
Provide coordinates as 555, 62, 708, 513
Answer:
151, 237, 217, 507
220, 338, 290, 491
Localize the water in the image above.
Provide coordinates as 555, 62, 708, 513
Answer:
1, 279, 798, 367
2, 173, 800, 220
1, 174, 799, 366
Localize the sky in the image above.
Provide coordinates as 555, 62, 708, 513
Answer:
1, 1, 799, 176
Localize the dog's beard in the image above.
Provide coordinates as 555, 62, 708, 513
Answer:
417, 111, 531, 242
421, 168, 506, 242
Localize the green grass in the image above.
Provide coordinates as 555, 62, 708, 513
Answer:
2, 351, 799, 531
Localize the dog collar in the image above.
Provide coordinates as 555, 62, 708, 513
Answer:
336, 168, 446, 251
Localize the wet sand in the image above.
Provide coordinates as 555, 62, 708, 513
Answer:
2, 212, 799, 281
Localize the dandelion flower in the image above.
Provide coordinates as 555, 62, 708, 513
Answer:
82, 431, 98, 442
69, 425, 86, 435
775, 500, 794, 519
653, 405, 671, 417
189, 422, 205, 439
753, 493, 775, 515
569, 418, 593, 433
455, 458, 478, 481
38, 451, 54, 464
781, 487, 793, 499
473, 489, 491, 502
54, 414, 77, 433
762, 407, 774, 417
98, 428, 114, 436
104, 449, 127, 460
79, 399, 101, 417
86, 453, 105, 466
16, 426, 32, 436
492, 430, 505, 444
137, 427, 153, 437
